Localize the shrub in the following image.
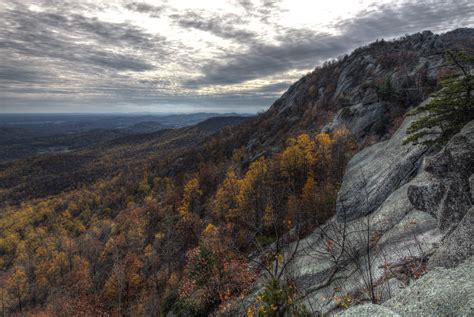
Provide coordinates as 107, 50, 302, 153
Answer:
247, 278, 310, 317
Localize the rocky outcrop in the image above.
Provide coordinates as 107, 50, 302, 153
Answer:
321, 102, 386, 141
288, 180, 442, 313
335, 106, 429, 222
247, 29, 474, 150
428, 207, 473, 269
339, 256, 474, 316
335, 109, 473, 226
291, 117, 473, 314
405, 120, 474, 269
407, 121, 474, 232
383, 256, 474, 316
224, 29, 474, 316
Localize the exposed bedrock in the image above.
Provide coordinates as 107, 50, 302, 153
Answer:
335, 102, 430, 222
338, 256, 474, 316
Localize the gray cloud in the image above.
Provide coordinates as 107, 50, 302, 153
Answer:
88, 54, 154, 71
183, 31, 348, 87
0, 2, 181, 114
0, 6, 167, 69
254, 81, 292, 93
170, 10, 255, 42
235, 0, 285, 23
336, 1, 474, 41
0, 65, 50, 83
124, 1, 166, 17
185, 0, 474, 88
0, 0, 473, 113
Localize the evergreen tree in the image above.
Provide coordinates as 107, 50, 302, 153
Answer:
405, 51, 474, 146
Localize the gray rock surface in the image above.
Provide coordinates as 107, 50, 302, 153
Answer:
337, 256, 474, 316
337, 304, 401, 317
407, 120, 474, 232
288, 182, 441, 313
336, 106, 429, 222
297, 118, 473, 313
321, 102, 386, 141
333, 121, 474, 316
384, 256, 474, 316
444, 120, 474, 175
226, 118, 474, 316
428, 206, 474, 269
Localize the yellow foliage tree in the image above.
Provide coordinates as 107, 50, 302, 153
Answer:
70, 255, 92, 292
314, 132, 333, 163
237, 158, 271, 231
104, 253, 143, 312
280, 134, 316, 192
178, 178, 203, 217
300, 176, 318, 226
0, 278, 7, 317
314, 132, 334, 180
6, 267, 29, 312
214, 168, 241, 221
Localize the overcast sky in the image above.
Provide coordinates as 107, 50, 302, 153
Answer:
0, 0, 473, 113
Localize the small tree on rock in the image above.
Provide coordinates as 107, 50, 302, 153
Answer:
405, 51, 474, 146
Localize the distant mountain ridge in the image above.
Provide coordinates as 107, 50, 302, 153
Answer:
0, 112, 252, 163
0, 114, 253, 204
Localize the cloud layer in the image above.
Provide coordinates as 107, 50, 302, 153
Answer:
0, 0, 473, 113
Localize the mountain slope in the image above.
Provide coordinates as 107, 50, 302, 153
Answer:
245, 28, 474, 149
0, 115, 252, 204
0, 28, 472, 316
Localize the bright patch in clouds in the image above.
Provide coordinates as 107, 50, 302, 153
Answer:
0, 0, 473, 112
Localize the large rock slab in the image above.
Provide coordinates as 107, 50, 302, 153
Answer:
226, 115, 474, 316
383, 256, 474, 316
428, 206, 474, 269
338, 256, 474, 316
337, 304, 400, 317
290, 182, 441, 313
407, 120, 474, 232
444, 120, 474, 175
321, 102, 386, 142
336, 106, 429, 222
294, 119, 472, 313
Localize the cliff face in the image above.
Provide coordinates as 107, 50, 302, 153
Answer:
226, 29, 474, 315
246, 28, 474, 152
294, 113, 473, 313
233, 110, 473, 316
